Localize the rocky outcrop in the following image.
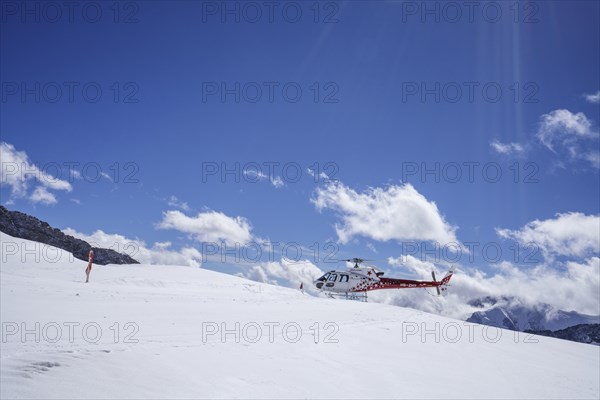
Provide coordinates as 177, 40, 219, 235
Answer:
525, 324, 600, 345
0, 206, 139, 265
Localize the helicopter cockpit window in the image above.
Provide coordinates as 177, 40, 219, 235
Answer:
340, 274, 349, 283
328, 274, 338, 282
317, 272, 330, 282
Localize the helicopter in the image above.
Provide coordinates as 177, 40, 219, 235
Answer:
313, 258, 455, 301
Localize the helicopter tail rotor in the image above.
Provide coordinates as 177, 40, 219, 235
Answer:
431, 271, 441, 296
437, 266, 456, 295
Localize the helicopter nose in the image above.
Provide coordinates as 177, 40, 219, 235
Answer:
315, 281, 324, 289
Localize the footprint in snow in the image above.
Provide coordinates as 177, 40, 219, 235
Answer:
22, 361, 61, 374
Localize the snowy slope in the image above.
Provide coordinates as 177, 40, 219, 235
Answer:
1, 232, 599, 399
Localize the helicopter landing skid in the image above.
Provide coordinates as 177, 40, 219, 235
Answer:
326, 292, 368, 302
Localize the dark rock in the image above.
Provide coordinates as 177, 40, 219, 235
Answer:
525, 324, 600, 345
0, 206, 139, 265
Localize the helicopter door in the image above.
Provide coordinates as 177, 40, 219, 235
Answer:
324, 273, 351, 292
337, 274, 350, 291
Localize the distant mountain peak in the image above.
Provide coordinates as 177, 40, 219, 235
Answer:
467, 295, 600, 344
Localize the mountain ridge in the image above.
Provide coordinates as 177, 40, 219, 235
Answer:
0, 205, 138, 265
466, 296, 600, 344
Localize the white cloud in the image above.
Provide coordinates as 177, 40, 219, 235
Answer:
378, 212, 600, 319
536, 109, 599, 168
582, 151, 600, 169
490, 140, 526, 156
537, 109, 595, 150
376, 256, 600, 319
1, 142, 72, 204
311, 181, 459, 245
366, 242, 378, 254
270, 176, 285, 188
157, 210, 254, 245
243, 169, 285, 188
63, 228, 203, 267
496, 212, 600, 259
388, 254, 439, 278
29, 186, 57, 205
238, 258, 324, 294
307, 168, 330, 180
167, 195, 190, 211
243, 169, 268, 181
584, 90, 600, 104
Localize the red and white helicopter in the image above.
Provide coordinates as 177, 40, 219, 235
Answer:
314, 258, 455, 301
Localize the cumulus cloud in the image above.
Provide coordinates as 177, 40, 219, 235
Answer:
490, 140, 526, 156
1, 142, 72, 205
535, 109, 599, 168
63, 228, 203, 267
496, 212, 600, 260
374, 255, 600, 319
311, 181, 459, 245
537, 109, 595, 150
157, 210, 254, 245
387, 212, 599, 318
488, 109, 599, 169
238, 258, 324, 294
475, 258, 600, 315
388, 254, 440, 278
29, 186, 58, 205
584, 90, 600, 104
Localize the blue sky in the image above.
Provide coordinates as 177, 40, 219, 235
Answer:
1, 1, 599, 313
